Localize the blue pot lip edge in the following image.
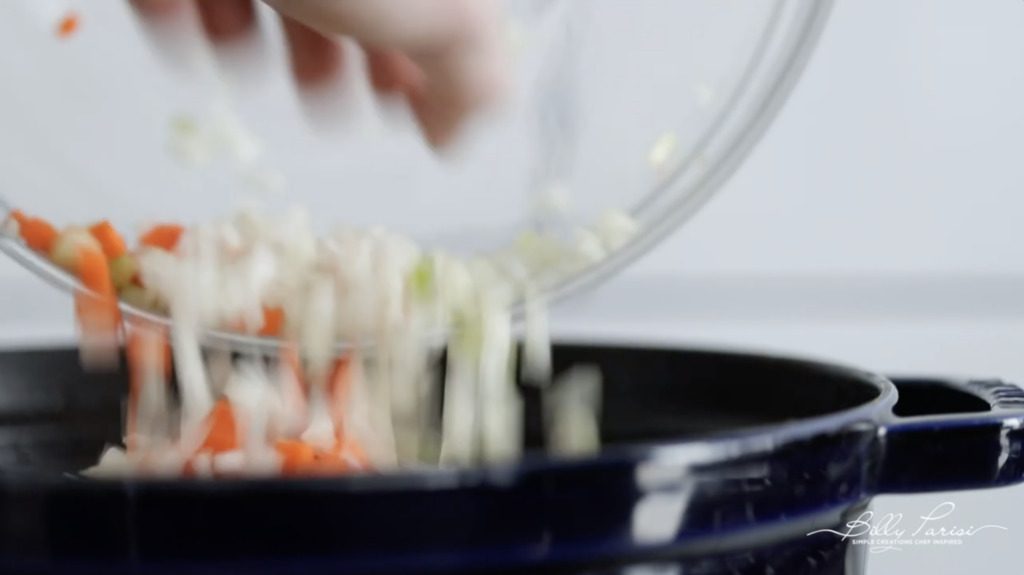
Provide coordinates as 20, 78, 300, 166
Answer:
15, 342, 900, 493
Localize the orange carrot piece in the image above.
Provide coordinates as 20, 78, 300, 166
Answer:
297, 435, 371, 476
201, 400, 239, 453
74, 291, 120, 369
76, 245, 120, 328
275, 440, 317, 475
310, 437, 372, 475
139, 224, 185, 251
74, 245, 121, 369
8, 210, 28, 228
56, 12, 79, 39
76, 245, 115, 296
310, 450, 355, 475
88, 220, 127, 260
258, 306, 285, 337
13, 212, 59, 253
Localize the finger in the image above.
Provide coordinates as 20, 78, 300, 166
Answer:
264, 0, 505, 146
365, 49, 424, 95
195, 0, 256, 41
281, 16, 342, 87
409, 42, 504, 147
131, 0, 187, 17
263, 0, 480, 51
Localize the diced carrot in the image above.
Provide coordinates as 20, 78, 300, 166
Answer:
12, 211, 59, 253
201, 400, 239, 454
74, 291, 120, 370
76, 245, 115, 296
56, 12, 79, 39
275, 440, 316, 475
139, 224, 185, 251
8, 210, 28, 228
307, 437, 372, 475
310, 449, 354, 475
258, 306, 285, 337
74, 245, 121, 368
88, 220, 128, 260
294, 436, 371, 476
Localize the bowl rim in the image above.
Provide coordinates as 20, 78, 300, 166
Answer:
0, 0, 837, 353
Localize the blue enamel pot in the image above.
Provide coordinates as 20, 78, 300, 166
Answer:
0, 344, 1020, 575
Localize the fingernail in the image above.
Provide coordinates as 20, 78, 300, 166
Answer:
131, 0, 186, 17
282, 19, 342, 87
196, 0, 256, 42
367, 50, 424, 95
410, 92, 461, 148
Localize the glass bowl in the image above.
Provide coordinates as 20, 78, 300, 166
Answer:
0, 0, 832, 348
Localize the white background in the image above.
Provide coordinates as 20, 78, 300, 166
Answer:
1, 1, 1023, 573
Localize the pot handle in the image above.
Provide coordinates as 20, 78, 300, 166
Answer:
878, 377, 1024, 494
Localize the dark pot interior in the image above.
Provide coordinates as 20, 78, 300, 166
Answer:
0, 344, 893, 477
0, 344, 996, 478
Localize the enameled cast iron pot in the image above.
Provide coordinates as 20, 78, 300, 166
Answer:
0, 344, 1022, 575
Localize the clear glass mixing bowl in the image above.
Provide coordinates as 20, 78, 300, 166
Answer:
0, 0, 831, 348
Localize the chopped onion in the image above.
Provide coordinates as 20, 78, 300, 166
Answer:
83, 200, 618, 477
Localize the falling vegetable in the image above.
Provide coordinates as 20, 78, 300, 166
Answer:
76, 244, 115, 297
259, 306, 285, 337
55, 11, 79, 39
139, 223, 185, 251
274, 440, 316, 475
43, 202, 623, 479
50, 227, 102, 273
201, 399, 239, 454
9, 210, 59, 253
74, 243, 120, 370
88, 220, 128, 260
125, 327, 171, 452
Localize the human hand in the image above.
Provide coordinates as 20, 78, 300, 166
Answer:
133, 0, 505, 147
